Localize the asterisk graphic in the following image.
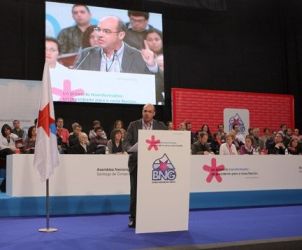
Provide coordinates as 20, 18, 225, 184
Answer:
203, 158, 225, 183
146, 135, 160, 150
52, 79, 85, 102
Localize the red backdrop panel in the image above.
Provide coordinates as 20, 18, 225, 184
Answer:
172, 88, 295, 134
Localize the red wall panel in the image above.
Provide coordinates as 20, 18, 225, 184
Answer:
172, 88, 295, 134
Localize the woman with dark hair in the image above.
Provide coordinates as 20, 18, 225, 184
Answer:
81, 25, 99, 49
24, 126, 37, 153
0, 124, 18, 192
107, 129, 124, 154
199, 124, 213, 143
239, 135, 255, 155
287, 138, 302, 155
110, 120, 126, 140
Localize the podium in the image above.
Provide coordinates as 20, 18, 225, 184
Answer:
136, 130, 191, 233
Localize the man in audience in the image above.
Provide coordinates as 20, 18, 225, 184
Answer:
251, 127, 261, 150
68, 124, 82, 148
74, 16, 159, 75
12, 120, 26, 140
260, 128, 272, 150
191, 132, 213, 155
57, 4, 92, 54
56, 118, 70, 153
231, 124, 245, 150
124, 104, 167, 228
124, 11, 160, 50
216, 124, 226, 142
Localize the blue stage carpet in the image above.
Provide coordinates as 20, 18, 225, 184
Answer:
0, 206, 302, 250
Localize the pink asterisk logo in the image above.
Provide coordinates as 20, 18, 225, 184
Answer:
203, 158, 225, 183
146, 135, 160, 151
52, 79, 85, 102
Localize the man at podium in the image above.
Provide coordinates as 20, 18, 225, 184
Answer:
124, 104, 166, 228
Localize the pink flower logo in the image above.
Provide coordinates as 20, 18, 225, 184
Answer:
146, 135, 160, 151
52, 79, 85, 102
203, 158, 225, 183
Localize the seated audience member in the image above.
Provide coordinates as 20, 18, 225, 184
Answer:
178, 122, 187, 131
198, 124, 213, 143
267, 132, 286, 155
0, 124, 18, 155
89, 127, 108, 154
211, 133, 223, 155
279, 123, 287, 136
287, 138, 302, 155
0, 124, 18, 192
110, 120, 126, 140
56, 117, 70, 153
293, 128, 302, 141
283, 128, 292, 147
239, 135, 255, 155
251, 127, 261, 150
81, 25, 99, 49
216, 124, 226, 142
68, 124, 82, 148
191, 132, 213, 155
89, 120, 107, 140
12, 120, 26, 140
186, 121, 195, 144
24, 126, 36, 154
231, 124, 245, 150
260, 128, 272, 150
219, 134, 238, 155
68, 132, 91, 154
166, 121, 173, 130
45, 37, 67, 70
107, 129, 124, 154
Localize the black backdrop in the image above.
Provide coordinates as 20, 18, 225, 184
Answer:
0, 0, 301, 134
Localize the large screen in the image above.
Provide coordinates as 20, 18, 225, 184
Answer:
46, 2, 164, 105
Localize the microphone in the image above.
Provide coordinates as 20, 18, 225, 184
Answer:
75, 50, 91, 70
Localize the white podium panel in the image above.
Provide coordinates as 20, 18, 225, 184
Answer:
136, 130, 191, 234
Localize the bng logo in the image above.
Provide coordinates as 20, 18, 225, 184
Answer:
152, 154, 176, 181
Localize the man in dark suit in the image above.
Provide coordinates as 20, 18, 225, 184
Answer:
74, 16, 158, 74
124, 104, 167, 228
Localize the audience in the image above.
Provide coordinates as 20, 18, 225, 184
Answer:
68, 123, 82, 147
89, 127, 108, 154
267, 132, 286, 155
287, 138, 302, 155
81, 25, 99, 49
68, 132, 91, 154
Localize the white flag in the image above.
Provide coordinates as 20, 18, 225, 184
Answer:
34, 63, 59, 181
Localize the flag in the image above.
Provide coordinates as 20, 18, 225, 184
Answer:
34, 63, 59, 181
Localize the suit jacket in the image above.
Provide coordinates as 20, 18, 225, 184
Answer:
124, 119, 167, 172
74, 43, 151, 74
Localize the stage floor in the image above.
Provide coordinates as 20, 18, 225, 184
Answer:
0, 205, 302, 250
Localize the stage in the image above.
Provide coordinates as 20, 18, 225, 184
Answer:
0, 205, 302, 250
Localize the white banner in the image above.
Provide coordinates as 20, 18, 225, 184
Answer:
6, 155, 302, 197
191, 155, 302, 192
50, 68, 156, 104
136, 130, 191, 233
224, 108, 249, 135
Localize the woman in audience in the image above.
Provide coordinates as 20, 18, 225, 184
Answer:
199, 124, 213, 143
0, 124, 18, 192
145, 29, 164, 71
45, 37, 67, 70
110, 120, 126, 140
267, 132, 286, 154
81, 25, 99, 49
107, 129, 124, 154
287, 138, 302, 155
24, 126, 36, 153
219, 133, 238, 155
239, 135, 255, 155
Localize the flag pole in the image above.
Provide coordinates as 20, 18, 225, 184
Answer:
38, 179, 58, 232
